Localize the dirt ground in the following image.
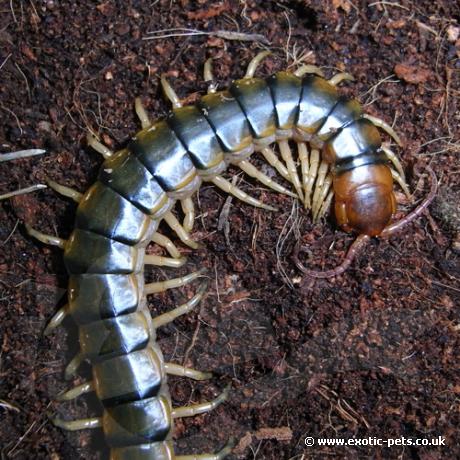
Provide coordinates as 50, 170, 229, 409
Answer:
1, 1, 459, 459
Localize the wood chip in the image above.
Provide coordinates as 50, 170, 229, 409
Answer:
254, 426, 293, 441
394, 63, 431, 84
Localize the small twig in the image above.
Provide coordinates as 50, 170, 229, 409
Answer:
0, 53, 12, 72
0, 184, 47, 201
0, 148, 46, 162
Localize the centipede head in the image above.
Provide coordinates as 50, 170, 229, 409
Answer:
333, 163, 396, 236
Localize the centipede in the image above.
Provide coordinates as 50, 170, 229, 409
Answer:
2, 50, 437, 459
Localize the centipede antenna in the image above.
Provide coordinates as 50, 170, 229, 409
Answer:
363, 114, 403, 147
64, 352, 84, 380
46, 179, 82, 203
164, 363, 212, 381
328, 72, 355, 86
134, 97, 151, 129
204, 58, 217, 94
56, 381, 95, 401
245, 51, 271, 78
25, 224, 66, 249
305, 148, 320, 208
277, 140, 304, 201
390, 168, 412, 199
151, 232, 182, 259
293, 234, 371, 279
294, 64, 325, 78
237, 159, 297, 198
211, 175, 277, 211
86, 133, 113, 159
144, 254, 187, 268
50, 415, 102, 431
317, 189, 334, 220
181, 197, 195, 233
381, 144, 406, 179
176, 438, 236, 460
161, 76, 182, 109
382, 166, 437, 237
259, 146, 291, 182
145, 268, 206, 295
164, 211, 200, 249
152, 281, 207, 327
0, 184, 47, 201
44, 305, 68, 336
0, 148, 46, 162
171, 383, 231, 418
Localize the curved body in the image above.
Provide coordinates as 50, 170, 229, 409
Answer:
63, 71, 393, 457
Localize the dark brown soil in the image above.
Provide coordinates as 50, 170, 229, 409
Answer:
1, 1, 459, 459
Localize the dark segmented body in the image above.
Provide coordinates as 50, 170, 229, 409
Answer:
63, 72, 389, 458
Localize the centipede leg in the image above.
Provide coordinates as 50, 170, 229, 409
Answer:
134, 97, 151, 129
86, 133, 113, 159
204, 58, 217, 94
144, 254, 187, 268
46, 179, 82, 203
237, 159, 297, 198
210, 175, 277, 211
363, 114, 403, 146
44, 305, 68, 336
161, 76, 182, 109
382, 166, 437, 236
328, 72, 355, 86
164, 363, 212, 381
390, 168, 411, 199
293, 234, 371, 279
25, 225, 66, 249
176, 439, 235, 460
56, 381, 95, 401
164, 211, 200, 249
313, 174, 332, 221
259, 146, 291, 182
294, 64, 324, 78
64, 352, 84, 380
311, 161, 330, 220
317, 189, 334, 220
145, 269, 206, 295
245, 51, 271, 78
305, 148, 320, 210
181, 197, 195, 233
151, 232, 182, 259
297, 141, 310, 207
152, 282, 207, 326
171, 383, 231, 418
381, 144, 406, 179
50, 415, 101, 431
278, 139, 304, 201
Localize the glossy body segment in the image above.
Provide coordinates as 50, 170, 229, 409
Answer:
267, 71, 302, 130
75, 182, 154, 245
198, 91, 252, 153
168, 106, 226, 172
99, 149, 170, 217
230, 77, 276, 139
111, 442, 174, 460
68, 274, 141, 324
129, 121, 196, 192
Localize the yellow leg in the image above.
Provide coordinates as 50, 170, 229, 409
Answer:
86, 133, 113, 159
25, 224, 66, 249
172, 383, 230, 418
152, 282, 207, 327
311, 161, 329, 219
237, 159, 296, 198
161, 76, 182, 109
297, 141, 310, 208
390, 168, 412, 199
57, 381, 95, 401
145, 269, 206, 295
381, 144, 406, 180
305, 148, 320, 210
51, 416, 101, 431
328, 72, 354, 86
144, 254, 186, 268
151, 232, 182, 259
181, 197, 195, 233
46, 179, 82, 203
44, 305, 68, 336
165, 363, 212, 381
245, 51, 271, 78
317, 189, 334, 220
164, 211, 200, 249
64, 352, 84, 380
210, 175, 277, 212
204, 58, 217, 94
278, 140, 304, 201
313, 175, 332, 221
363, 114, 403, 146
294, 64, 325, 78
259, 146, 291, 182
135, 97, 151, 129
